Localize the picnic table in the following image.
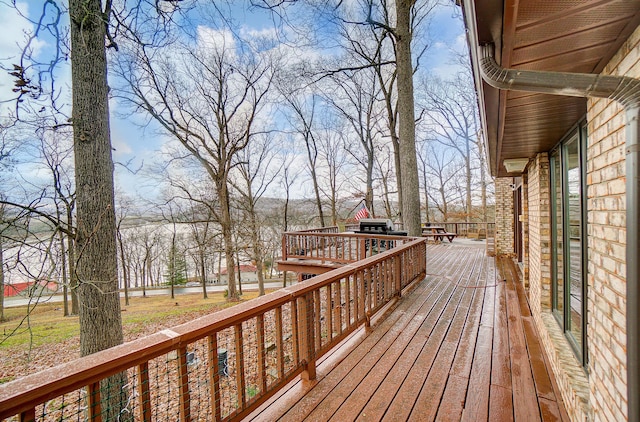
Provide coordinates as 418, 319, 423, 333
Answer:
421, 226, 457, 242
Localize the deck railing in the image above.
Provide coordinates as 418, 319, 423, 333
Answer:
281, 231, 413, 264
0, 237, 427, 422
295, 226, 340, 234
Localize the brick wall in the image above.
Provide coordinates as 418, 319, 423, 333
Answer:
522, 173, 529, 286
494, 178, 514, 256
527, 153, 550, 314
584, 24, 640, 422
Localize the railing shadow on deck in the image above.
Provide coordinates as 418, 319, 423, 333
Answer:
0, 235, 426, 422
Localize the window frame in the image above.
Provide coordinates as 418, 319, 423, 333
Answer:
549, 119, 588, 367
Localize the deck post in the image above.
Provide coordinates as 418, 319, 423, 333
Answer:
298, 293, 317, 381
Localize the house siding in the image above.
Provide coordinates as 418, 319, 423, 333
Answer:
584, 23, 640, 422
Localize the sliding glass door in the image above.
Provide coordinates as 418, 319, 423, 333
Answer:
550, 123, 587, 365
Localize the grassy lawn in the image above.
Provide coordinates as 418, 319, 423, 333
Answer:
1, 290, 264, 350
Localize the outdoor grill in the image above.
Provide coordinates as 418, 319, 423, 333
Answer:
356, 218, 407, 236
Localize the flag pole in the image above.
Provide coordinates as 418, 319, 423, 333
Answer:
347, 198, 366, 218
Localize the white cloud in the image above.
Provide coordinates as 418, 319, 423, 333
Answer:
112, 135, 134, 156
196, 26, 236, 54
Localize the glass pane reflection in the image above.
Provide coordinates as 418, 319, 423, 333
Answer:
565, 138, 582, 349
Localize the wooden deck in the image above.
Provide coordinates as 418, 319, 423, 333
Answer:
246, 242, 568, 422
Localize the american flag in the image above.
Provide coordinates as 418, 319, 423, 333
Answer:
354, 203, 370, 220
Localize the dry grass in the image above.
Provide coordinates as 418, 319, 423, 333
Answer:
0, 289, 274, 384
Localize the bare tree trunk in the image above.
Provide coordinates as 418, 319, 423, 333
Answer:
69, 0, 127, 418
117, 227, 130, 306
392, 140, 403, 224
466, 148, 472, 222
440, 186, 449, 221
477, 133, 488, 221
425, 188, 430, 222
366, 151, 375, 216
309, 165, 325, 227
378, 71, 403, 224
59, 230, 69, 316
67, 209, 78, 315
141, 262, 146, 297
236, 253, 243, 295
218, 180, 238, 299
250, 220, 265, 296
396, 1, 421, 236
170, 225, 176, 300
198, 243, 208, 299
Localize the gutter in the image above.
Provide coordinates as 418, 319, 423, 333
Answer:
477, 44, 640, 422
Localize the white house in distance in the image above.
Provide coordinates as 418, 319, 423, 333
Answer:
216, 265, 259, 284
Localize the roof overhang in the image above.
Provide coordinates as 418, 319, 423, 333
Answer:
458, 0, 640, 177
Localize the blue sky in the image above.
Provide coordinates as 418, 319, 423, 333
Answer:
0, 0, 468, 203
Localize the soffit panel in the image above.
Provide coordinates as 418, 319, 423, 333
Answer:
487, 0, 640, 177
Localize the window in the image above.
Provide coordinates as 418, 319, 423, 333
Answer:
549, 122, 588, 365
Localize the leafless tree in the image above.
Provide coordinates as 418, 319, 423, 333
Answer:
256, 0, 437, 234
280, 92, 327, 227
419, 70, 481, 222
374, 142, 399, 219
115, 16, 277, 300
184, 200, 219, 299
231, 133, 280, 295
418, 140, 465, 221
324, 68, 381, 215
316, 125, 350, 225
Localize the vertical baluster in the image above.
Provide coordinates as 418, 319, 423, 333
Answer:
234, 324, 246, 409
365, 268, 372, 328
325, 283, 333, 342
20, 408, 35, 422
335, 279, 343, 335
291, 300, 299, 364
386, 258, 392, 299
372, 264, 378, 310
355, 271, 361, 323
275, 307, 285, 380
208, 335, 222, 422
87, 381, 102, 422
381, 259, 387, 301
314, 290, 321, 351
348, 236, 353, 261
177, 346, 191, 422
137, 362, 152, 422
256, 315, 267, 395
345, 275, 352, 328
395, 254, 402, 294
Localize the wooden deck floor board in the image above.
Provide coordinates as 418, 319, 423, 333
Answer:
278, 272, 453, 421
246, 243, 568, 422
388, 249, 486, 421
352, 247, 485, 421
317, 273, 460, 421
